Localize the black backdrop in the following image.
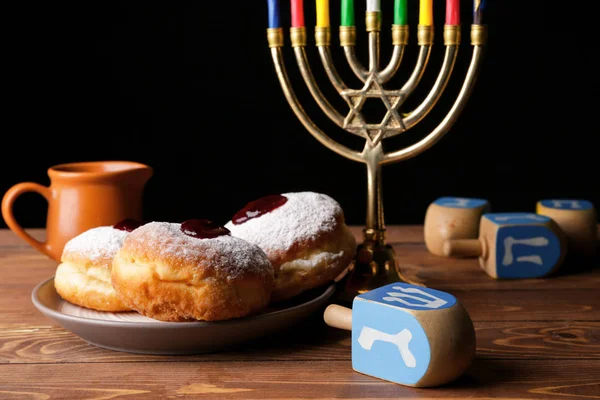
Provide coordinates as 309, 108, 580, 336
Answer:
2, 2, 598, 230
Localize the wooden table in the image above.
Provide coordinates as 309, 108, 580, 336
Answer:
1, 227, 599, 399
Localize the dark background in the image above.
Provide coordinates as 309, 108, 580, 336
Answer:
2, 2, 598, 230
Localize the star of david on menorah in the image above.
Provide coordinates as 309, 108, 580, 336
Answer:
266, 0, 487, 302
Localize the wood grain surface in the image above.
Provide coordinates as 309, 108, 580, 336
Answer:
1, 227, 599, 399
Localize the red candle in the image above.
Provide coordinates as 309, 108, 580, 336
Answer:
446, 0, 460, 25
291, 0, 305, 27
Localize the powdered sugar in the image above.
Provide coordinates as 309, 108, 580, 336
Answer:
280, 250, 344, 271
225, 192, 343, 253
62, 226, 129, 263
123, 222, 273, 279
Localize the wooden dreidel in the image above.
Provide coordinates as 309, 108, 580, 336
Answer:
536, 199, 597, 260
324, 282, 476, 388
443, 212, 568, 279
424, 197, 490, 256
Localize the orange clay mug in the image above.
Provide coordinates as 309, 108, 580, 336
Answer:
1, 161, 153, 262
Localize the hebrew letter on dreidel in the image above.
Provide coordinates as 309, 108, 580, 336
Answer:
495, 215, 546, 222
551, 200, 582, 209
537, 198, 596, 261
447, 213, 566, 278
441, 198, 470, 207
383, 286, 448, 309
357, 326, 416, 368
502, 236, 549, 266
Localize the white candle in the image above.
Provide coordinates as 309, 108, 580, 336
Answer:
366, 0, 380, 12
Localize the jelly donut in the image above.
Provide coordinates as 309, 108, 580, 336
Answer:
225, 192, 357, 302
110, 219, 274, 322
54, 218, 143, 312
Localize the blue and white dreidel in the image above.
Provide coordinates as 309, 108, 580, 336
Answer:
424, 197, 490, 256
323, 283, 476, 388
536, 199, 597, 260
443, 212, 568, 279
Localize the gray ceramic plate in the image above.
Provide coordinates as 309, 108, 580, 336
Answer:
32, 277, 335, 355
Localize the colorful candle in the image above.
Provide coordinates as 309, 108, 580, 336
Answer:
291, 0, 305, 27
267, 0, 281, 28
394, 0, 408, 25
341, 0, 355, 26
474, 0, 485, 24
316, 0, 330, 27
366, 0, 380, 12
446, 0, 460, 25
419, 0, 433, 26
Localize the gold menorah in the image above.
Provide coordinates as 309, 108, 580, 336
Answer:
266, 0, 487, 301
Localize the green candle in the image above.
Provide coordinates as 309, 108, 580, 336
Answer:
341, 0, 354, 26
394, 0, 407, 25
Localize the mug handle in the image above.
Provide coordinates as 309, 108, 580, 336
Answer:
2, 182, 53, 258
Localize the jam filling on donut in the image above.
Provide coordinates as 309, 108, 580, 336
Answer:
113, 218, 143, 232
232, 194, 288, 225
181, 219, 231, 239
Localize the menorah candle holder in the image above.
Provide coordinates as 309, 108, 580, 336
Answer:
266, 0, 487, 302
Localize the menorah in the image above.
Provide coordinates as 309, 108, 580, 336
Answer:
266, 0, 486, 301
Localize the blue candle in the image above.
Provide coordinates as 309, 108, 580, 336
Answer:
268, 0, 281, 28
473, 0, 485, 24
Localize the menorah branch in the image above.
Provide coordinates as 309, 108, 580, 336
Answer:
403, 26, 460, 129
379, 25, 409, 83
383, 41, 485, 165
318, 46, 348, 93
291, 31, 345, 127
399, 43, 431, 98
268, 29, 363, 163
344, 49, 368, 81
379, 45, 405, 83
342, 30, 369, 82
366, 10, 387, 75
368, 32, 380, 73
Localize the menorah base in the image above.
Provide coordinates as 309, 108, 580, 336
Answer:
336, 236, 406, 304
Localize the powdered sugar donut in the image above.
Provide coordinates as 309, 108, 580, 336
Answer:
111, 219, 274, 322
225, 192, 356, 302
54, 218, 143, 312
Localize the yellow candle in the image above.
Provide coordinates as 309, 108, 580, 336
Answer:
419, 0, 433, 25
316, 0, 330, 27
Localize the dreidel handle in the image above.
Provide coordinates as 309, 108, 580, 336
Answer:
324, 304, 353, 331
443, 237, 487, 258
